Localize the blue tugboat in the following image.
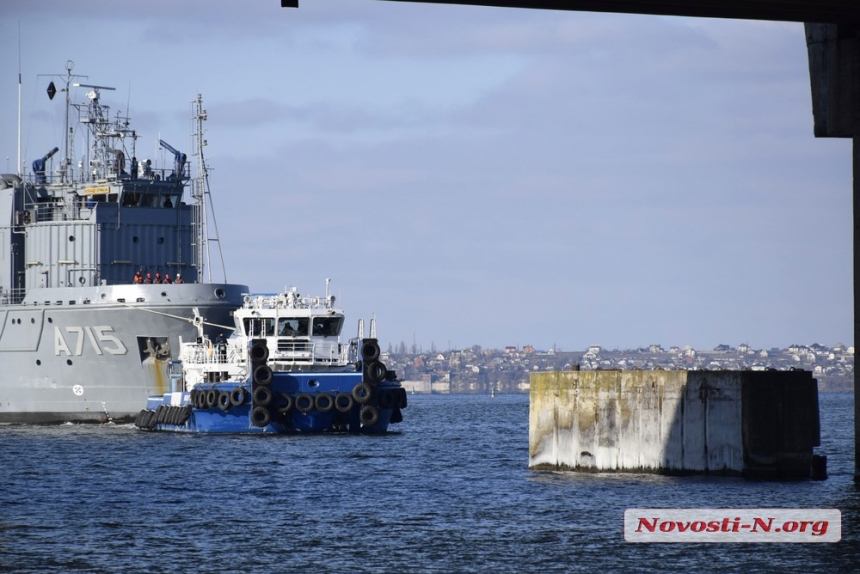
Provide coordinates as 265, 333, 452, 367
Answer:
134, 281, 405, 433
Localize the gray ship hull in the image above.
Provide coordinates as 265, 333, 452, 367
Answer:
0, 282, 247, 423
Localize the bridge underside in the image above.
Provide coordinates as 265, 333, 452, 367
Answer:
378, 1, 860, 25
282, 0, 860, 478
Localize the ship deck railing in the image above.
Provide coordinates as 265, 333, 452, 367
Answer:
0, 288, 27, 305
181, 339, 350, 369
23, 165, 187, 187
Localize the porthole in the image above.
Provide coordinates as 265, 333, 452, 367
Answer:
215, 288, 226, 299
157, 237, 164, 244
48, 317, 53, 323
69, 235, 75, 242
132, 236, 139, 244
31, 318, 35, 324
36, 360, 41, 366
66, 359, 73, 366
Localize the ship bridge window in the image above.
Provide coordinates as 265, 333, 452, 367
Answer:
122, 192, 142, 207
142, 193, 179, 208
278, 318, 309, 337
90, 194, 118, 204
244, 318, 275, 337
312, 317, 343, 338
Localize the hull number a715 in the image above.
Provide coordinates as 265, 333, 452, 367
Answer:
54, 326, 128, 356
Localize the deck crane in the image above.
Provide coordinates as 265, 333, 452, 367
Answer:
159, 139, 187, 182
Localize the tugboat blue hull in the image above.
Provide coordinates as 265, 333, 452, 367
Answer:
136, 371, 405, 434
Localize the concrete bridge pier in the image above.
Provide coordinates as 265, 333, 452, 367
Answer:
529, 370, 821, 477
805, 23, 860, 480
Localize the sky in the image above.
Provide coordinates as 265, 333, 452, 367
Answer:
0, 0, 853, 352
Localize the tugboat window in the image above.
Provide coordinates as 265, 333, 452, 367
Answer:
312, 317, 343, 337
244, 318, 276, 337
278, 318, 309, 337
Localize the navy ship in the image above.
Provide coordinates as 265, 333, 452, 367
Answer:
0, 62, 247, 423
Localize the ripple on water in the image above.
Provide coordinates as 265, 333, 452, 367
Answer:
0, 393, 857, 573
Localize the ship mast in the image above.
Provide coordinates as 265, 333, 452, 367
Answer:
16, 26, 21, 177
191, 94, 228, 283
38, 60, 86, 184
191, 96, 207, 283
63, 61, 72, 183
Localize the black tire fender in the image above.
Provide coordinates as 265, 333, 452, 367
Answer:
218, 391, 232, 411
359, 405, 379, 426
250, 406, 271, 427
205, 389, 218, 409
352, 382, 373, 405
360, 339, 380, 362
253, 385, 273, 407
276, 393, 294, 414
230, 386, 247, 406
315, 393, 335, 413
364, 361, 387, 385
335, 392, 354, 413
253, 365, 273, 386
295, 393, 315, 414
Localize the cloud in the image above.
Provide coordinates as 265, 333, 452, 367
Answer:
0, 2, 851, 350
